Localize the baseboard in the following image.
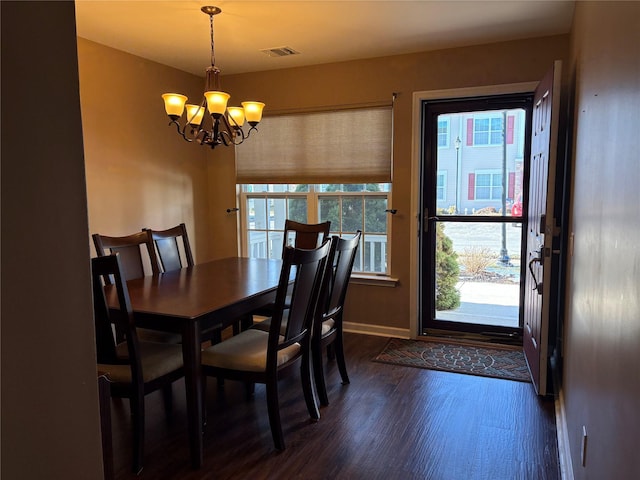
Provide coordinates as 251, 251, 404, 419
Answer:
343, 322, 410, 339
555, 387, 574, 480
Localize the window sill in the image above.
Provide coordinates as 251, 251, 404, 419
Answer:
350, 273, 398, 287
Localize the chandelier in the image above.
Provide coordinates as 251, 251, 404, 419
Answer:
161, 6, 265, 149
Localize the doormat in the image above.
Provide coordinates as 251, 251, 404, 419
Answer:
373, 337, 531, 382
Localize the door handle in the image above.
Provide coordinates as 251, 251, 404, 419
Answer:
528, 257, 543, 294
423, 208, 439, 232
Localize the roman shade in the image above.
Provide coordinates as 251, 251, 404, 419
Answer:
235, 106, 393, 184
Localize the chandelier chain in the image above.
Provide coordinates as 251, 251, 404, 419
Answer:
209, 13, 216, 68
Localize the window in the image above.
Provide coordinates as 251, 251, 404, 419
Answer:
473, 115, 503, 146
240, 184, 390, 274
236, 106, 393, 276
475, 170, 503, 200
437, 118, 449, 147
436, 172, 447, 201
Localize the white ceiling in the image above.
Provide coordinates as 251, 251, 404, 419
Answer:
75, 0, 575, 76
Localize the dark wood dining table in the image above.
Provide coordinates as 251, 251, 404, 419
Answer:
109, 256, 284, 469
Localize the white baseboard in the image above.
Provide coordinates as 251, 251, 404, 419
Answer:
555, 387, 574, 480
343, 322, 410, 339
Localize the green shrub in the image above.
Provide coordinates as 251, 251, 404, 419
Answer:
435, 223, 460, 310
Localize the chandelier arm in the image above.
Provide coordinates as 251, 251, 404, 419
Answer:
218, 130, 234, 146
221, 115, 246, 145
168, 120, 196, 143
197, 129, 211, 146
183, 125, 205, 143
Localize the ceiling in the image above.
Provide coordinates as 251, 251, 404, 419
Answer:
75, 1, 575, 77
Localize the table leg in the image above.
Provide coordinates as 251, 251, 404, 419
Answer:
183, 321, 203, 469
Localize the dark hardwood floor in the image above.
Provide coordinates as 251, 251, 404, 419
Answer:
110, 333, 559, 480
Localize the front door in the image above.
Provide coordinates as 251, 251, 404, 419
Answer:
420, 94, 533, 338
523, 61, 562, 395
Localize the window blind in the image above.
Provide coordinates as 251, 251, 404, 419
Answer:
235, 106, 392, 184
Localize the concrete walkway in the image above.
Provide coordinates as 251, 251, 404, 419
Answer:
437, 281, 520, 328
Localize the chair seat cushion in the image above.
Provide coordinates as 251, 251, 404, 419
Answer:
201, 329, 300, 372
98, 341, 183, 384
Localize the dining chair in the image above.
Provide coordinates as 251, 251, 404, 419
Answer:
91, 253, 185, 474
93, 230, 180, 343
143, 223, 228, 345
312, 231, 361, 406
282, 219, 331, 250
92, 230, 160, 284
200, 241, 331, 451
143, 223, 194, 272
249, 219, 331, 328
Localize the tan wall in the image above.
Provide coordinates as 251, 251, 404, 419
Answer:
1, 2, 103, 478
224, 35, 569, 331
564, 2, 640, 478
78, 38, 222, 263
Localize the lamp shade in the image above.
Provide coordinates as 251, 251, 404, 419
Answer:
204, 91, 230, 117
185, 104, 205, 126
242, 101, 265, 125
227, 107, 245, 127
162, 93, 188, 119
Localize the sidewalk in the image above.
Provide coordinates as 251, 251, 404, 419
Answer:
437, 281, 520, 328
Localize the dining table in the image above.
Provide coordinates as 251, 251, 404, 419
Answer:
107, 256, 284, 469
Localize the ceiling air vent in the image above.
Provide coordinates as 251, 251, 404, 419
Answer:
261, 46, 300, 58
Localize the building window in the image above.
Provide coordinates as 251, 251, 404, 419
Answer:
473, 115, 504, 146
437, 118, 449, 147
474, 170, 503, 200
436, 172, 447, 201
240, 184, 390, 274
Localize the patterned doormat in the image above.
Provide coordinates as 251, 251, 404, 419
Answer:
373, 337, 531, 382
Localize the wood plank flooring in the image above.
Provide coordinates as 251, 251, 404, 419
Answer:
110, 333, 559, 480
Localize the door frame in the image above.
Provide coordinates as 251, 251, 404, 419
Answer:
409, 82, 539, 339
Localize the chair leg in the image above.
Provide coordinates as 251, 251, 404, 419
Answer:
334, 333, 350, 385
265, 377, 285, 450
326, 343, 336, 360
244, 381, 255, 400
303, 350, 321, 416
201, 375, 208, 428
312, 341, 330, 407
130, 394, 145, 475
240, 314, 253, 331
161, 384, 173, 420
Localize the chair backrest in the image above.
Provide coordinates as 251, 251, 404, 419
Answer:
144, 223, 194, 272
92, 230, 160, 283
91, 254, 143, 384
316, 231, 362, 336
268, 241, 331, 361
283, 220, 331, 251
